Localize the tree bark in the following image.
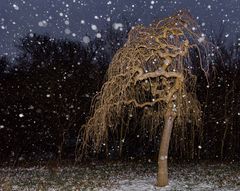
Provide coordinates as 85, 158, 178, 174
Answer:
156, 113, 175, 187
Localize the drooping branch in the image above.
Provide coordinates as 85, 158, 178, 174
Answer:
76, 10, 213, 159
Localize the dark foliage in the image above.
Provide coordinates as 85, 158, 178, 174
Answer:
0, 33, 114, 164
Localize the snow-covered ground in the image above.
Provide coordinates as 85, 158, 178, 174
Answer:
0, 162, 239, 190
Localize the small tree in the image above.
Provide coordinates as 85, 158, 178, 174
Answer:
78, 11, 211, 187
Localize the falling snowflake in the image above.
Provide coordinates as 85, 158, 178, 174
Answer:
198, 36, 205, 43
91, 24, 98, 31
38, 20, 48, 27
112, 23, 123, 30
83, 36, 90, 44
19, 113, 24, 118
96, 33, 101, 38
64, 20, 70, 25
13, 4, 19, 10
207, 5, 212, 10
64, 28, 71, 34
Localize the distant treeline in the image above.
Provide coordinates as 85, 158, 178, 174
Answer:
0, 25, 239, 165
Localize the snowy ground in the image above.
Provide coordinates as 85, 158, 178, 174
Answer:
0, 161, 239, 191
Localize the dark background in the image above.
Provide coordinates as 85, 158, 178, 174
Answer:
0, 0, 240, 165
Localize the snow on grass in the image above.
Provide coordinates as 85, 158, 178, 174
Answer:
0, 162, 239, 190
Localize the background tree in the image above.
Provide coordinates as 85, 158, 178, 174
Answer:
79, 11, 213, 187
0, 56, 8, 74
0, 34, 103, 164
0, 23, 128, 164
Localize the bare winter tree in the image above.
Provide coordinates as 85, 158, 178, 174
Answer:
77, 10, 213, 187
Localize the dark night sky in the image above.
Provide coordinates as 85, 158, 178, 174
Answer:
0, 0, 239, 57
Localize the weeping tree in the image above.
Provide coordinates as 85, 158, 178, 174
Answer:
77, 10, 213, 187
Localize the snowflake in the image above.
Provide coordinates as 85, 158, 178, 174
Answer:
64, 20, 70, 25
38, 20, 48, 27
19, 113, 24, 118
96, 33, 101, 38
91, 24, 98, 31
13, 4, 19, 10
64, 28, 71, 35
198, 36, 205, 43
207, 5, 212, 10
112, 23, 123, 30
83, 36, 90, 44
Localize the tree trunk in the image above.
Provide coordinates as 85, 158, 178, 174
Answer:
156, 113, 175, 187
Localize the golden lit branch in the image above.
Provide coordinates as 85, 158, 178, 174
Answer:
76, 10, 212, 160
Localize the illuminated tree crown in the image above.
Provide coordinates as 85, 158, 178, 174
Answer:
77, 10, 212, 158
